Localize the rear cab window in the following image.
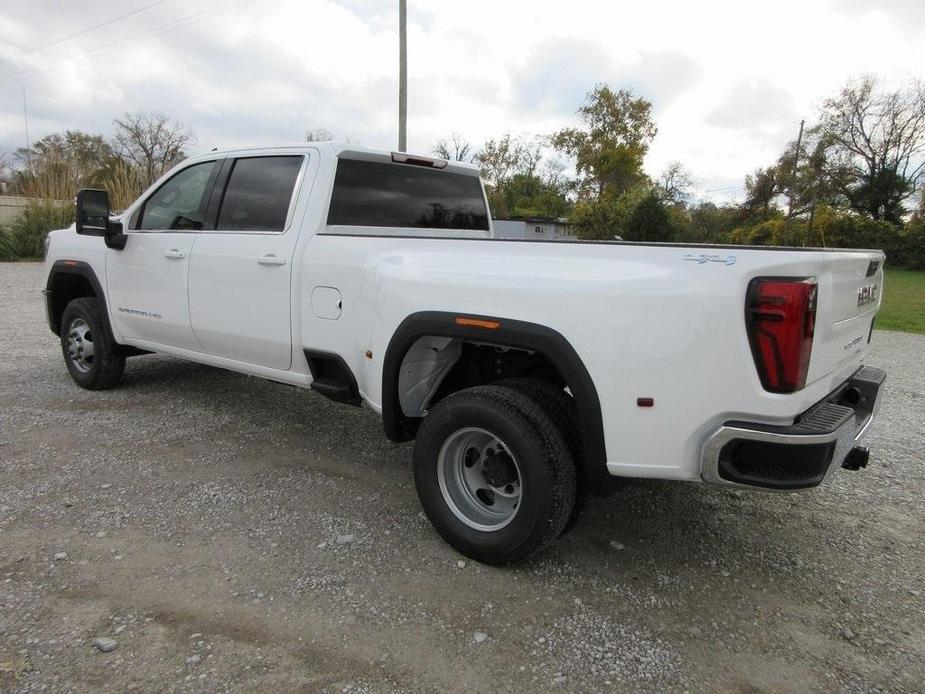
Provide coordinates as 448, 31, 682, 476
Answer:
326, 159, 489, 231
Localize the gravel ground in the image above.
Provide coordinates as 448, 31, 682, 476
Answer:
1, 261, 923, 693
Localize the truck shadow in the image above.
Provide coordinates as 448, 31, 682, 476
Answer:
115, 353, 827, 578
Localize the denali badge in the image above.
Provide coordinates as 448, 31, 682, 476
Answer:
857, 284, 877, 307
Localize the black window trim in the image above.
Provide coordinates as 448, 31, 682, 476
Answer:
204, 153, 308, 236
128, 158, 223, 233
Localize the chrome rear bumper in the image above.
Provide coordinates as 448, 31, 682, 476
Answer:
701, 366, 885, 491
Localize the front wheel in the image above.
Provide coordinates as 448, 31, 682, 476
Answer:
60, 297, 125, 390
413, 385, 576, 565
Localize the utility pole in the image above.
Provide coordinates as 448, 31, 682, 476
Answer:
786, 119, 804, 217
398, 0, 407, 152
23, 86, 32, 168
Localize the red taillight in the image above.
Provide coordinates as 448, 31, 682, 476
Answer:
746, 278, 817, 393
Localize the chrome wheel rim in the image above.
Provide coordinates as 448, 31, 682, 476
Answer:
65, 318, 95, 374
437, 427, 522, 532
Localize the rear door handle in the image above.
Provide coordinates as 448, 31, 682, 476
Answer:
257, 254, 286, 266
164, 248, 186, 259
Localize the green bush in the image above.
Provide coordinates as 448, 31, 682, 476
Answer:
4, 202, 74, 260
0, 225, 18, 261
730, 217, 805, 247
570, 196, 629, 240
724, 207, 924, 269
816, 209, 925, 268
891, 221, 925, 270
624, 192, 675, 242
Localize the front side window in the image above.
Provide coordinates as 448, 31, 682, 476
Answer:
216, 156, 303, 232
327, 159, 489, 230
138, 161, 217, 230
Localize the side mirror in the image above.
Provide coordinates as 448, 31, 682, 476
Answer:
75, 189, 126, 250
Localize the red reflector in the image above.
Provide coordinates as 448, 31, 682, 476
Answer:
636, 397, 654, 407
746, 277, 817, 393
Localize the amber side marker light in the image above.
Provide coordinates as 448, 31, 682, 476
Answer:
63, 260, 78, 266
455, 317, 500, 330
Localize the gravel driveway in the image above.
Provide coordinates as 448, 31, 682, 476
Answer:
1, 261, 923, 693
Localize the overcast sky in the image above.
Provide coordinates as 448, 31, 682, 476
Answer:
1, 0, 923, 201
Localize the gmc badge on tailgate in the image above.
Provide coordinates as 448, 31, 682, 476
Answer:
857, 284, 878, 307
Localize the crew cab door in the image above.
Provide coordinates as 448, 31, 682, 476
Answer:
187, 154, 309, 370
106, 159, 220, 351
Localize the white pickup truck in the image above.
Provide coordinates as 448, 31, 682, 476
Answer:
43, 143, 886, 564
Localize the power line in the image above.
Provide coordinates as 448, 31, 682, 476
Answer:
704, 185, 744, 193
22, 87, 31, 163
0, 1, 249, 86
8, 0, 170, 60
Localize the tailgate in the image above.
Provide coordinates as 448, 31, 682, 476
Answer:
806, 251, 884, 386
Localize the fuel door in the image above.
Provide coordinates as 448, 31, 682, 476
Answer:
311, 286, 342, 320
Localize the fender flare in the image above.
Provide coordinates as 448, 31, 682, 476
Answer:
381, 311, 607, 470
45, 260, 118, 345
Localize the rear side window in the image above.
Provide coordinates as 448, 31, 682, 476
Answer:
327, 159, 489, 230
216, 156, 303, 232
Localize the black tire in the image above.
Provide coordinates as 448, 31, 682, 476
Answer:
413, 385, 576, 565
499, 377, 588, 533
59, 297, 125, 390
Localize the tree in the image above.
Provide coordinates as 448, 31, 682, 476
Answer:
306, 127, 334, 142
474, 134, 523, 190
431, 133, 473, 162
14, 131, 114, 196
657, 161, 694, 205
518, 136, 544, 178
473, 134, 570, 219
742, 167, 780, 218
112, 112, 193, 187
551, 84, 656, 200
624, 191, 675, 241
687, 202, 741, 244
814, 76, 925, 223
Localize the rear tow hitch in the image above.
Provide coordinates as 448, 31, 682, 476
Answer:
842, 446, 870, 471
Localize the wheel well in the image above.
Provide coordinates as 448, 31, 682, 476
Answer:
48, 272, 96, 335
382, 312, 607, 471
397, 337, 564, 418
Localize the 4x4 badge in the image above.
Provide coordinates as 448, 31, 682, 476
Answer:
683, 253, 736, 265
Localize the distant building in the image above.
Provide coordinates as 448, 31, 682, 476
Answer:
492, 217, 576, 241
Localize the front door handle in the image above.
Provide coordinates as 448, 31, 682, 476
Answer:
257, 254, 286, 266
164, 248, 186, 259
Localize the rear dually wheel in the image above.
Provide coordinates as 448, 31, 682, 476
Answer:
413, 385, 576, 565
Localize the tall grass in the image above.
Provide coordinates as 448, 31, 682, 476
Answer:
3, 160, 73, 259
101, 159, 146, 213
5, 203, 74, 259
